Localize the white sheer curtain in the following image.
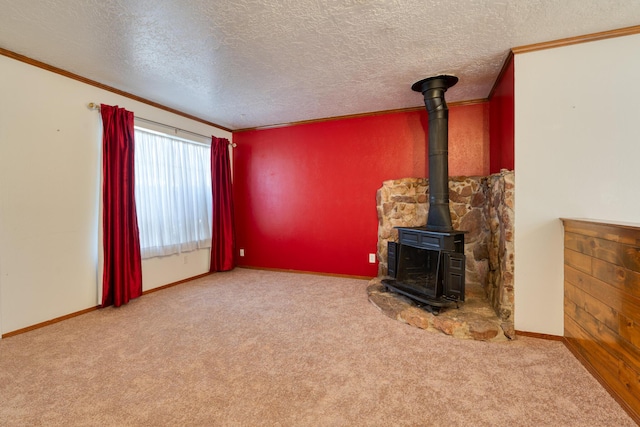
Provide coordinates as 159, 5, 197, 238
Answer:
134, 127, 212, 259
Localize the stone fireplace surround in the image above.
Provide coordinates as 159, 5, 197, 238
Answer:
374, 170, 515, 337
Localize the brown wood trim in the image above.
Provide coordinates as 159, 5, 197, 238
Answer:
233, 98, 489, 133
561, 217, 640, 232
562, 218, 640, 249
564, 337, 640, 425
487, 51, 514, 100
239, 265, 373, 280
512, 25, 640, 55
514, 330, 564, 341
1, 306, 99, 339
0, 47, 232, 133
1, 272, 215, 339
142, 271, 214, 295
1, 45, 490, 134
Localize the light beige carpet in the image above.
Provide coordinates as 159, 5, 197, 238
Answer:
0, 268, 635, 426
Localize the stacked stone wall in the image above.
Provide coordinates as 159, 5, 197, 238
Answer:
486, 171, 515, 326
376, 170, 514, 329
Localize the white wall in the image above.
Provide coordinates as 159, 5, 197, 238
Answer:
514, 33, 640, 335
0, 55, 231, 334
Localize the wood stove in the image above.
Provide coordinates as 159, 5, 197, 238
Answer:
384, 228, 465, 313
382, 75, 466, 313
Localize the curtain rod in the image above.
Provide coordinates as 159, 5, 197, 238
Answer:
87, 103, 236, 147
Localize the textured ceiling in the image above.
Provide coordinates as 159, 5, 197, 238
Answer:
1, 1, 640, 130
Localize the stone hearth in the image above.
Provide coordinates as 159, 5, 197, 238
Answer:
368, 278, 513, 341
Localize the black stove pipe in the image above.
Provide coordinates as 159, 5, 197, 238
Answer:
412, 75, 458, 232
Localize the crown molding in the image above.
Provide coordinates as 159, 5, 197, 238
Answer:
233, 98, 488, 133
512, 24, 640, 54
0, 47, 231, 133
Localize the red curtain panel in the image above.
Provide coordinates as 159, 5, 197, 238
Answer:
100, 104, 143, 307
210, 137, 236, 272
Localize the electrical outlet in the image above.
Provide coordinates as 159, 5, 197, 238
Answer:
239, 249, 245, 257
368, 253, 376, 263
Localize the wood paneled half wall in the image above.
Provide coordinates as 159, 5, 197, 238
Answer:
562, 218, 640, 423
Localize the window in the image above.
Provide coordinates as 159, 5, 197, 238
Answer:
134, 127, 212, 259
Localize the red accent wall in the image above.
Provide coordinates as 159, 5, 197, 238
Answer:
489, 56, 515, 173
232, 103, 489, 277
